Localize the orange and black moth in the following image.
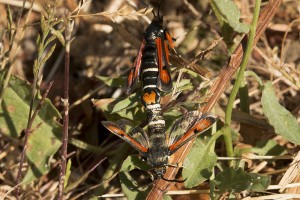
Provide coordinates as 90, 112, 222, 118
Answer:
126, 16, 174, 110
126, 16, 174, 176
102, 112, 217, 178
102, 16, 217, 178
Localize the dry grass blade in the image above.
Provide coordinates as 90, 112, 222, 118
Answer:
71, 6, 153, 22
278, 151, 300, 192
242, 193, 300, 200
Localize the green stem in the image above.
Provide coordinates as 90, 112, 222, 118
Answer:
207, 130, 223, 151
239, 78, 250, 114
223, 0, 261, 159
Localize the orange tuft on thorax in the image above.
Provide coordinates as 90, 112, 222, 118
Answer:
142, 91, 157, 104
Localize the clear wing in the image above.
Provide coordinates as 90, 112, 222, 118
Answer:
168, 112, 217, 154
167, 111, 200, 147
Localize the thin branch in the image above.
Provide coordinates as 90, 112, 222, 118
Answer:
57, 13, 73, 200
15, 81, 54, 198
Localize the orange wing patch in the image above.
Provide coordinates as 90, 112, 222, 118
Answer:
102, 121, 148, 153
165, 32, 175, 50
160, 43, 171, 85
142, 91, 157, 105
193, 118, 215, 133
160, 67, 171, 85
155, 38, 163, 70
164, 41, 170, 63
155, 38, 172, 92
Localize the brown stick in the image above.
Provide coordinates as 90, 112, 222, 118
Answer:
146, 0, 283, 199
15, 81, 54, 198
57, 15, 73, 200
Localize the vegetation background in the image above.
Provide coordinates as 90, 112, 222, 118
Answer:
0, 0, 299, 199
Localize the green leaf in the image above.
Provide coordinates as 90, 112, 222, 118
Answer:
68, 138, 104, 154
65, 159, 72, 188
41, 44, 56, 64
92, 95, 146, 122
36, 33, 41, 48
95, 75, 127, 87
119, 155, 151, 199
248, 173, 271, 191
120, 154, 151, 173
111, 92, 140, 113
244, 71, 263, 86
262, 82, 300, 144
252, 140, 285, 156
6, 5, 13, 30
0, 72, 62, 182
174, 78, 194, 92
164, 108, 182, 132
44, 35, 56, 48
210, 0, 249, 46
211, 0, 249, 33
182, 138, 217, 188
213, 167, 270, 192
41, 15, 47, 33
163, 195, 172, 200
50, 27, 65, 46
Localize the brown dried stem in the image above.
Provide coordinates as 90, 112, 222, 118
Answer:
146, 0, 283, 199
57, 14, 73, 200
15, 81, 54, 198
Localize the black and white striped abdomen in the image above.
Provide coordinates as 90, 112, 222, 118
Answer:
141, 40, 159, 94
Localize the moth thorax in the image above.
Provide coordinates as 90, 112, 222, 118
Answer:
147, 147, 169, 175
145, 21, 164, 41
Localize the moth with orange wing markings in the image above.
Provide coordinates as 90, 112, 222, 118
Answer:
126, 15, 175, 109
101, 111, 217, 180
126, 11, 177, 157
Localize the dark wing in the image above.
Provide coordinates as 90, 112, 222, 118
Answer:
101, 119, 149, 156
168, 112, 217, 154
155, 37, 172, 92
126, 39, 146, 94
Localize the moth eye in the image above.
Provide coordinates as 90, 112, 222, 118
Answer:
160, 30, 163, 33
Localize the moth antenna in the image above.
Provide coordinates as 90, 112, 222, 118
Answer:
139, 0, 150, 8
158, 0, 165, 20
139, 0, 156, 17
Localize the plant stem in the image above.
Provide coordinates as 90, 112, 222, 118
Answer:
239, 78, 250, 114
15, 82, 54, 198
58, 15, 73, 200
223, 0, 262, 159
